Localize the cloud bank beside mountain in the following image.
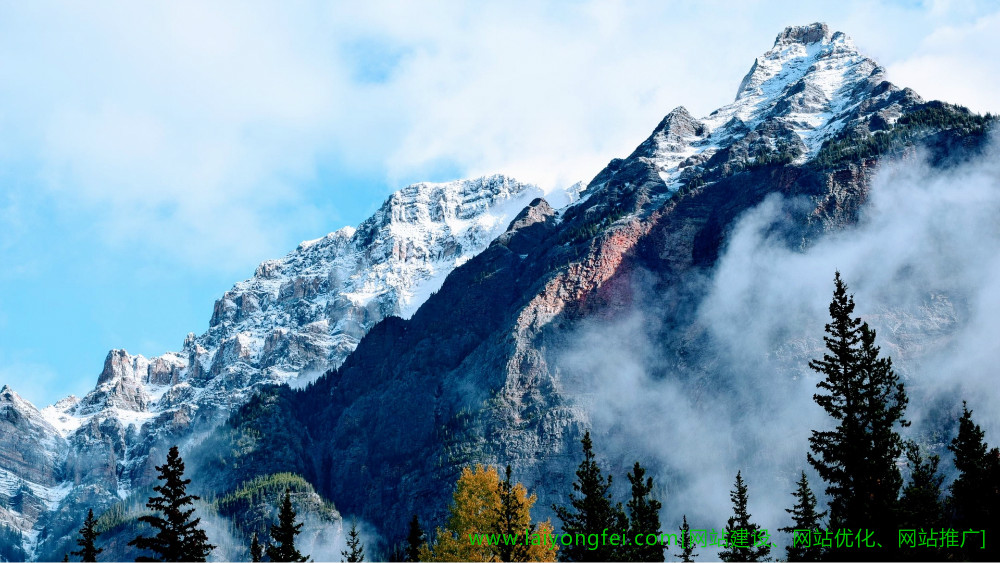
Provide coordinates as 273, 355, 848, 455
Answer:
562, 135, 1000, 546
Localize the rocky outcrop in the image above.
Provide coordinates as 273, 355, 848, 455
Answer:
0, 386, 64, 488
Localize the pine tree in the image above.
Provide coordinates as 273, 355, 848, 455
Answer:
719, 471, 771, 562
495, 465, 531, 562
778, 472, 826, 562
625, 462, 664, 562
128, 446, 215, 562
674, 515, 698, 562
266, 489, 309, 562
70, 509, 103, 562
807, 272, 909, 540
341, 519, 365, 562
947, 402, 1000, 561
250, 532, 264, 562
405, 515, 424, 562
897, 443, 946, 561
898, 443, 945, 529
553, 431, 628, 561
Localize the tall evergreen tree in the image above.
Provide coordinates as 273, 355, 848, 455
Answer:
128, 446, 215, 562
947, 402, 1000, 561
341, 519, 365, 563
719, 471, 770, 562
495, 465, 532, 562
778, 472, 826, 562
674, 515, 698, 563
250, 532, 264, 562
625, 462, 663, 562
897, 443, 946, 561
898, 443, 945, 529
266, 489, 309, 562
405, 515, 424, 562
807, 272, 909, 540
70, 509, 103, 562
553, 431, 628, 562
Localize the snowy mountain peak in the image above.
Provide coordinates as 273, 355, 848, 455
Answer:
772, 22, 832, 48
733, 23, 877, 108
636, 23, 907, 190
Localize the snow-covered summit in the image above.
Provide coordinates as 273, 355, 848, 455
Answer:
634, 22, 915, 189
48, 175, 577, 434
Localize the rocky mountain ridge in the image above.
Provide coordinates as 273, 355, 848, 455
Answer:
0, 174, 581, 559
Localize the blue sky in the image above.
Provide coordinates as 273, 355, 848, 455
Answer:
2, 0, 999, 408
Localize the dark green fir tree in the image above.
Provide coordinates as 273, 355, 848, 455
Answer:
897, 442, 946, 561
266, 490, 309, 562
250, 532, 264, 562
405, 514, 424, 562
947, 402, 1000, 561
778, 471, 826, 562
807, 272, 909, 549
553, 431, 628, 561
128, 446, 215, 562
719, 471, 771, 562
70, 509, 103, 562
494, 465, 531, 562
675, 515, 698, 562
341, 519, 365, 562
625, 462, 664, 562
898, 442, 945, 529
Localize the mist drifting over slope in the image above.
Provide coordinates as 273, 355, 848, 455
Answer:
558, 134, 1000, 550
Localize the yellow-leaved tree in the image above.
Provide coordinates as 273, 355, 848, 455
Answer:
420, 465, 557, 562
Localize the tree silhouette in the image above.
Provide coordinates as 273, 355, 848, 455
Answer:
778, 471, 826, 561
553, 431, 627, 561
405, 515, 424, 562
807, 272, 909, 545
719, 471, 770, 562
128, 446, 215, 561
341, 519, 365, 562
675, 515, 698, 562
266, 489, 309, 562
947, 402, 1000, 561
70, 509, 103, 562
625, 462, 664, 562
250, 532, 264, 562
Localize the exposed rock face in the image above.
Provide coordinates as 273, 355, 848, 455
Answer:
0, 386, 70, 557
76, 350, 152, 414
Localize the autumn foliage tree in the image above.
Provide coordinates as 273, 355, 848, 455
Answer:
420, 465, 557, 562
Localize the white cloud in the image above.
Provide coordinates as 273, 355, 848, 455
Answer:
887, 11, 1000, 114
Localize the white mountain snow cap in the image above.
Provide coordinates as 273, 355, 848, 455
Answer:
641, 22, 890, 189
732, 22, 880, 108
